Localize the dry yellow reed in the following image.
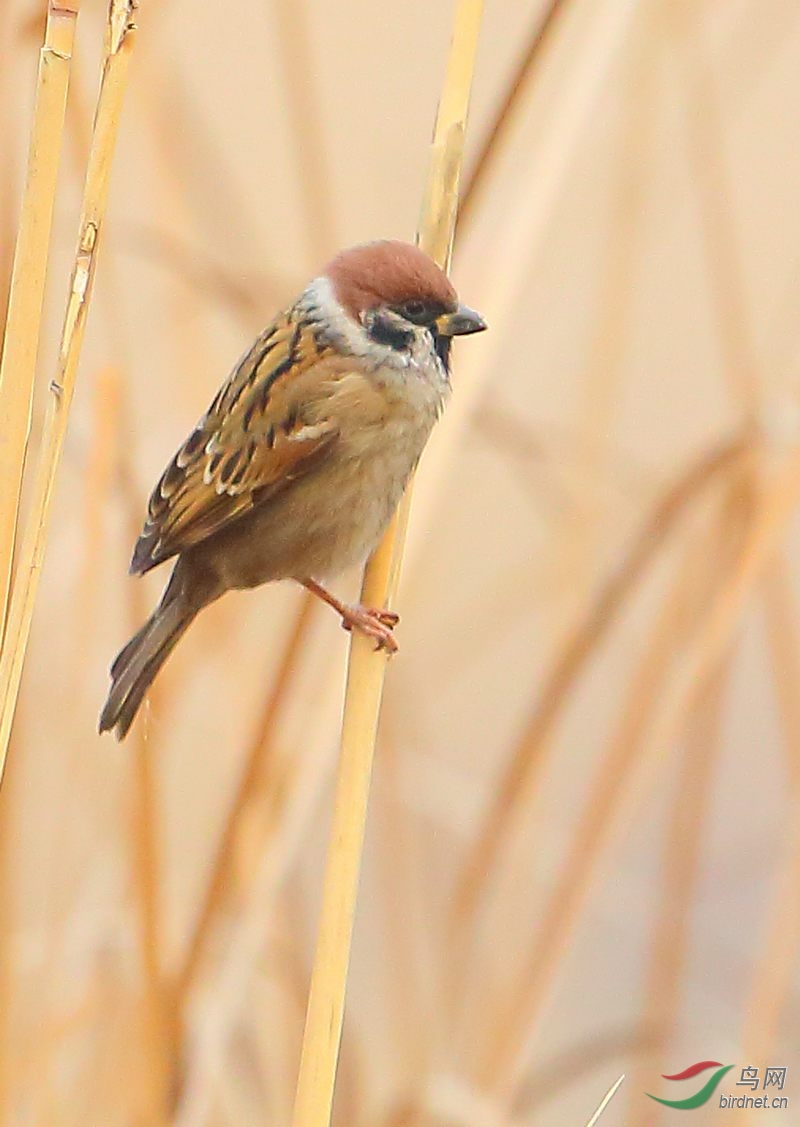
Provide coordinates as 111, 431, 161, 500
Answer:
0, 0, 138, 785
0, 12, 20, 343
374, 730, 438, 1083
59, 51, 174, 1116
400, 0, 651, 602
290, 4, 484, 1125
0, 0, 80, 641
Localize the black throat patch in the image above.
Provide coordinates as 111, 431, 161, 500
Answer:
433, 329, 452, 372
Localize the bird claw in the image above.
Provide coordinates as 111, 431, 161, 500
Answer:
340, 604, 399, 653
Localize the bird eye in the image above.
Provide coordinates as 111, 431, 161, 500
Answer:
402, 300, 428, 322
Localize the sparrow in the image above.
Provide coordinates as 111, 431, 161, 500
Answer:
99, 239, 486, 739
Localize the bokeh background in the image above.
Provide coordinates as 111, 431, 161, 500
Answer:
1, 0, 799, 1124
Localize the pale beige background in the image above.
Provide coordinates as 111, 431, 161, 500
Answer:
1, 0, 799, 1124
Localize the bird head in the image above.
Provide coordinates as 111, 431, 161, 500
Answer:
324, 240, 486, 368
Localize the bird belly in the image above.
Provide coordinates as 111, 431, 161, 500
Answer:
205, 412, 434, 590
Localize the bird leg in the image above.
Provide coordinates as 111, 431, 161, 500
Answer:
300, 577, 399, 653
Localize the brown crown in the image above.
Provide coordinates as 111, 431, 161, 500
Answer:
325, 240, 457, 321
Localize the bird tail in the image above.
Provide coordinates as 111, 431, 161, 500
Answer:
99, 587, 197, 740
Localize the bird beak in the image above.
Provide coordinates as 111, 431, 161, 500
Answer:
435, 304, 487, 337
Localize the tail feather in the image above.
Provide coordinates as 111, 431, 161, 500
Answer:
99, 596, 195, 740
110, 617, 151, 679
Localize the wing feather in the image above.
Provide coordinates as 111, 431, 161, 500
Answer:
130, 306, 341, 574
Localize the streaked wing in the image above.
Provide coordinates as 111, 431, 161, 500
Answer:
130, 306, 340, 574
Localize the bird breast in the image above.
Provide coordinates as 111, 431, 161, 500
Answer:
317, 356, 448, 570
208, 354, 448, 589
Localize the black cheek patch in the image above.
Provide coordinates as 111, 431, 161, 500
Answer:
367, 312, 414, 352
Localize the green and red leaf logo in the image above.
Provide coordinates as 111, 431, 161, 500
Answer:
647, 1061, 735, 1109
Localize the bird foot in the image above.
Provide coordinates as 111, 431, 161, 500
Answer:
340, 604, 400, 653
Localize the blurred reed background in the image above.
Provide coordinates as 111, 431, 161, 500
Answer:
1, 0, 799, 1124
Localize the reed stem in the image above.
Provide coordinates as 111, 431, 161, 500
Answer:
290, 4, 484, 1124
0, 0, 81, 642
0, 0, 138, 785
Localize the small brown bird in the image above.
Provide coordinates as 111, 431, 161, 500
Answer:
99, 240, 486, 739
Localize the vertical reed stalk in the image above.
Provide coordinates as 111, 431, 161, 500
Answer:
0, 0, 80, 641
0, 0, 138, 785
0, 8, 19, 342
290, 4, 484, 1125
